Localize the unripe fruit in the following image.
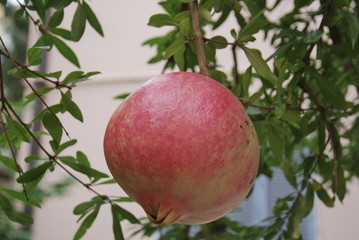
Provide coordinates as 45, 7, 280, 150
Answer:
104, 72, 259, 225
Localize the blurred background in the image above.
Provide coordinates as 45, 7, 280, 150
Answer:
1, 0, 358, 239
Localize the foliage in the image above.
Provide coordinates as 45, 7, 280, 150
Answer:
0, 0, 358, 240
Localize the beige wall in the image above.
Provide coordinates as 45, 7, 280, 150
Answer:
24, 1, 359, 240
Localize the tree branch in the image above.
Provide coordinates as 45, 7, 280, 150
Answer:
189, 0, 210, 76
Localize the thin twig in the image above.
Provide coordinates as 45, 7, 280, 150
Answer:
0, 36, 71, 139
189, 0, 210, 76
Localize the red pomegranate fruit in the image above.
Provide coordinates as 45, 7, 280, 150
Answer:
103, 72, 260, 225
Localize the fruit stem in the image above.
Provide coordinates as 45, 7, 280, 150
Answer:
189, 0, 210, 77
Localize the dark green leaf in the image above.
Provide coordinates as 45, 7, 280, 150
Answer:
0, 192, 12, 211
27, 46, 50, 66
50, 0, 73, 9
314, 74, 346, 107
112, 204, 140, 224
114, 93, 130, 99
336, 164, 346, 201
56, 139, 78, 154
111, 205, 125, 240
73, 200, 97, 215
268, 122, 284, 160
48, 9, 64, 29
242, 47, 278, 86
316, 188, 335, 207
279, 158, 297, 189
240, 67, 252, 98
239, 10, 268, 41
17, 162, 52, 183
51, 28, 73, 40
343, 11, 359, 48
71, 3, 86, 41
42, 112, 62, 143
179, 0, 193, 2
5, 209, 34, 225
164, 40, 186, 59
83, 2, 104, 36
59, 156, 109, 179
25, 155, 41, 163
5, 116, 31, 143
0, 155, 19, 172
304, 30, 322, 43
76, 151, 90, 167
209, 36, 228, 49
302, 188, 314, 218
32, 0, 46, 22
148, 14, 176, 28
0, 188, 41, 208
61, 91, 83, 122
51, 35, 80, 67
74, 205, 100, 240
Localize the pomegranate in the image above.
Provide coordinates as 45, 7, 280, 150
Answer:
103, 72, 259, 225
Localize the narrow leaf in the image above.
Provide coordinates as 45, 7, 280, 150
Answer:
42, 112, 62, 143
74, 205, 101, 240
243, 46, 278, 86
71, 3, 87, 41
239, 10, 268, 40
0, 155, 19, 172
148, 14, 176, 28
112, 204, 140, 224
111, 205, 125, 240
17, 162, 52, 183
164, 40, 186, 59
344, 11, 359, 48
61, 92, 83, 122
83, 2, 104, 36
48, 9, 64, 30
0, 188, 41, 208
51, 35, 80, 67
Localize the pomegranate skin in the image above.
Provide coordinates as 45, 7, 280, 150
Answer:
103, 72, 260, 225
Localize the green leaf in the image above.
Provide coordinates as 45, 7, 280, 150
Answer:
174, 43, 186, 71
0, 188, 41, 208
279, 158, 297, 189
5, 116, 31, 143
242, 47, 278, 86
239, 10, 268, 41
42, 112, 62, 143
27, 46, 50, 66
0, 193, 34, 225
59, 156, 109, 179
61, 91, 83, 122
240, 67, 252, 98
51, 28, 73, 40
48, 9, 64, 30
0, 192, 12, 211
111, 205, 125, 240
314, 74, 346, 107
274, 103, 286, 119
56, 139, 78, 154
76, 151, 90, 167
179, 17, 192, 38
73, 200, 97, 215
199, 7, 211, 22
112, 204, 140, 224
302, 188, 314, 218
0, 155, 19, 172
148, 14, 176, 28
343, 11, 359, 48
164, 40, 186, 59
51, 35, 80, 67
71, 3, 86, 41
209, 36, 228, 49
179, 0, 193, 3
83, 1, 104, 37
316, 188, 335, 207
17, 162, 52, 183
304, 30, 323, 43
74, 205, 101, 240
32, 0, 46, 22
268, 122, 284, 160
114, 93, 130, 99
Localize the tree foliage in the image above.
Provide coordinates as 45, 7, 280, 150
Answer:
0, 0, 358, 240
